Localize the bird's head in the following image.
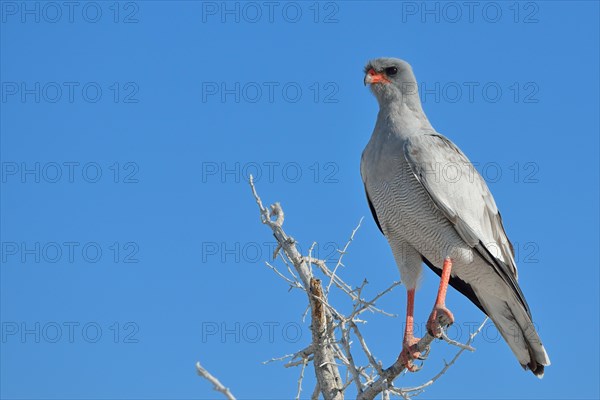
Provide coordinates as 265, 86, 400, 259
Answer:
364, 58, 419, 107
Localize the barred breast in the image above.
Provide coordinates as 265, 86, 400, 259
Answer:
368, 153, 474, 267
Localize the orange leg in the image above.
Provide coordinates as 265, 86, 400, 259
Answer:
404, 288, 416, 342
399, 288, 427, 371
427, 257, 455, 338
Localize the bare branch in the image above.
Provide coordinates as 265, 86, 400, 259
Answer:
250, 176, 312, 287
311, 258, 394, 317
388, 386, 411, 400
440, 330, 476, 352
264, 261, 303, 289
356, 333, 438, 400
310, 278, 345, 400
382, 387, 391, 400
286, 355, 315, 368
250, 176, 343, 400
339, 321, 364, 395
402, 318, 489, 395
312, 383, 321, 400
326, 217, 363, 294
296, 358, 309, 400
348, 320, 384, 376
195, 362, 236, 400
263, 345, 313, 366
351, 280, 402, 319
262, 353, 296, 365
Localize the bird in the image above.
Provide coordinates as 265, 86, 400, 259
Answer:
360, 57, 550, 377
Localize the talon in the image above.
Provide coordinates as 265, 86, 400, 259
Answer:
426, 257, 454, 338
416, 345, 430, 360
407, 361, 422, 372
399, 336, 423, 372
427, 305, 455, 338
421, 345, 431, 358
416, 353, 427, 361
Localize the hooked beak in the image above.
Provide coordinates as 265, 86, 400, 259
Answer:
364, 68, 389, 86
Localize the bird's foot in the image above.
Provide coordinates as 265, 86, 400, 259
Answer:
399, 336, 429, 372
427, 305, 454, 338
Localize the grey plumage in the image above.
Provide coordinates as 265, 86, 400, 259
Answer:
361, 58, 550, 377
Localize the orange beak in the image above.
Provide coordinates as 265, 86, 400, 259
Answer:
364, 68, 389, 86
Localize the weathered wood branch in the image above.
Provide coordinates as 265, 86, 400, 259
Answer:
356, 334, 438, 400
250, 176, 343, 400
195, 362, 236, 400
310, 278, 344, 400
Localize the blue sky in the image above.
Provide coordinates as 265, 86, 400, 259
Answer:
1, 1, 598, 399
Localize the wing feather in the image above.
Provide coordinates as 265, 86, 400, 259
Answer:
403, 133, 531, 316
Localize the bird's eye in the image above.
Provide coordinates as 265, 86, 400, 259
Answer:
385, 66, 398, 76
